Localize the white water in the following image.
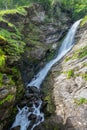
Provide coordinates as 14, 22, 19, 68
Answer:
27, 19, 82, 88
11, 19, 81, 130
11, 100, 44, 130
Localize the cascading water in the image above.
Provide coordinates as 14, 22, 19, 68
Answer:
11, 19, 82, 130
27, 19, 82, 88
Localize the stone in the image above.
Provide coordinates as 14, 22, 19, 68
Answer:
0, 88, 9, 99
51, 25, 87, 129
27, 86, 40, 94
2, 74, 10, 84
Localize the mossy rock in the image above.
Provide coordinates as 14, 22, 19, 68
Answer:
42, 73, 55, 117
35, 117, 64, 130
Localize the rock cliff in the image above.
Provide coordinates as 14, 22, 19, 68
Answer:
37, 19, 87, 130
0, 3, 70, 129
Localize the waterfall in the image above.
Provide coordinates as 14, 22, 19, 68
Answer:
27, 19, 82, 88
11, 19, 82, 130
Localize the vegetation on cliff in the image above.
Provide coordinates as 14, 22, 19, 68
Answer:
0, 0, 87, 20
0, 0, 87, 130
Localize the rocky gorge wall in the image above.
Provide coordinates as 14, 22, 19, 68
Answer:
0, 3, 70, 130
36, 19, 87, 130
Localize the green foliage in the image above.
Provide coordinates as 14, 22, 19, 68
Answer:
0, 0, 31, 9
64, 56, 71, 62
0, 94, 14, 105
78, 47, 87, 58
24, 0, 51, 11
0, 28, 25, 56
71, 46, 87, 60
81, 15, 87, 26
81, 73, 87, 81
0, 0, 87, 19
0, 49, 5, 68
0, 35, 6, 41
51, 0, 87, 20
74, 98, 87, 105
0, 55, 5, 67
0, 0, 86, 20
67, 69, 74, 78
0, 29, 21, 41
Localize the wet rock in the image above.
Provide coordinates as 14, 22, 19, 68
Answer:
27, 86, 40, 94
11, 126, 20, 130
30, 47, 46, 60
33, 93, 39, 99
0, 88, 9, 99
41, 101, 48, 111
0, 2, 71, 129
29, 114, 37, 120
25, 93, 34, 99
2, 74, 10, 84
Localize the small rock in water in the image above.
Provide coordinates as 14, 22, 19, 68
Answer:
28, 86, 40, 94
25, 93, 33, 99
29, 114, 37, 120
11, 126, 20, 130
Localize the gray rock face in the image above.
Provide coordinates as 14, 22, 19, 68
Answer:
51, 25, 87, 129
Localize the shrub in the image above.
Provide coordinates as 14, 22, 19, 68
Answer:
67, 69, 74, 78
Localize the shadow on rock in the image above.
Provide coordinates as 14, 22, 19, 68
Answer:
34, 115, 76, 130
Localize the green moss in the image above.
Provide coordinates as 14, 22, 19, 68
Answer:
83, 63, 87, 67
0, 29, 25, 56
44, 15, 52, 23
64, 56, 71, 62
80, 15, 87, 26
78, 47, 87, 58
0, 95, 14, 105
45, 50, 55, 62
0, 35, 6, 41
72, 46, 87, 59
67, 69, 74, 78
0, 55, 5, 67
0, 49, 6, 68
8, 75, 15, 85
0, 73, 3, 87
44, 95, 53, 113
5, 41, 25, 56
81, 73, 87, 81
0, 29, 21, 41
74, 98, 87, 105
0, 7, 26, 17
16, 7, 27, 15
42, 74, 55, 116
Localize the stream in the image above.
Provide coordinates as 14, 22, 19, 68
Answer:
11, 19, 82, 130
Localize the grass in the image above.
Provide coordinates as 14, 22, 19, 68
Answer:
74, 98, 87, 105
72, 46, 87, 59
0, 29, 25, 56
81, 73, 87, 81
67, 69, 74, 78
78, 47, 87, 59
0, 49, 6, 68
80, 15, 87, 26
0, 29, 21, 40
64, 56, 71, 62
0, 95, 14, 105
0, 35, 6, 41
0, 6, 27, 17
